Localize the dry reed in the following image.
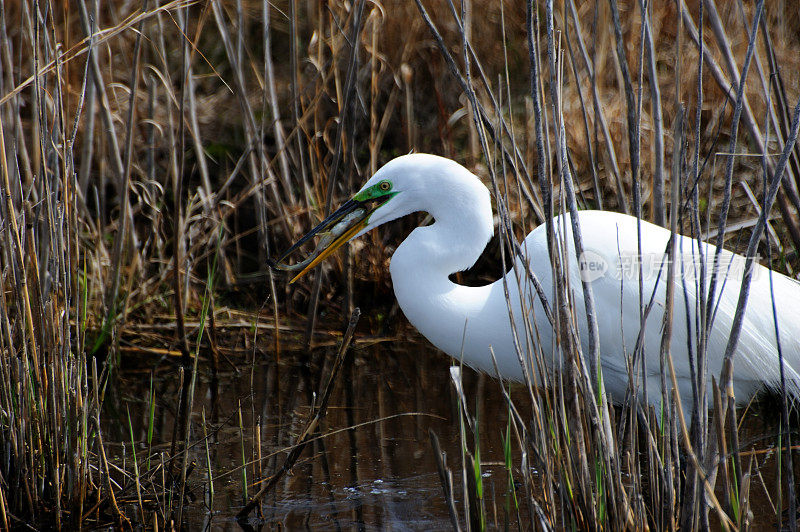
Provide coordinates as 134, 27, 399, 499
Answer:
0, 0, 798, 528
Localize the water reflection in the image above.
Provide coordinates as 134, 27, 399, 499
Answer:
109, 327, 794, 530
112, 329, 521, 530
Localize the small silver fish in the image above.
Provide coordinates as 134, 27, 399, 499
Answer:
271, 207, 366, 271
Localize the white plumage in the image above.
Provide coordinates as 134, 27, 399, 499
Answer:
278, 153, 800, 407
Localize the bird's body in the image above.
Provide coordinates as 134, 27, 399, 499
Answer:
276, 154, 800, 407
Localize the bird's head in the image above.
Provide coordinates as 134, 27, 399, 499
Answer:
270, 153, 489, 282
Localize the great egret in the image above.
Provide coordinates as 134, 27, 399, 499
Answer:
272, 153, 800, 407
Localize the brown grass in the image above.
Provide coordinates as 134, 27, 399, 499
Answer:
1, 0, 799, 528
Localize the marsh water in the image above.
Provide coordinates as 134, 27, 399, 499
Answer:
107, 324, 791, 530
107, 325, 528, 530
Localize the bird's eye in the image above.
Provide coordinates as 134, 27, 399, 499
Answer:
379, 181, 392, 192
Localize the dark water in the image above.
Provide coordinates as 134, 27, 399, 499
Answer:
108, 326, 794, 530
109, 328, 522, 530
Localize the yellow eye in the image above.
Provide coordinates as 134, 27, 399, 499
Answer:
379, 181, 391, 191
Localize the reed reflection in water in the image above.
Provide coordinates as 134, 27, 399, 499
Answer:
108, 326, 790, 530
111, 331, 526, 530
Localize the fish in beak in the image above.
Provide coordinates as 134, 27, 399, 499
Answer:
269, 194, 391, 283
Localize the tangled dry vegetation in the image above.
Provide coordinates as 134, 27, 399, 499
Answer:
1, 0, 799, 528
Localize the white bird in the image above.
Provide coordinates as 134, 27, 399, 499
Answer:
272, 153, 800, 408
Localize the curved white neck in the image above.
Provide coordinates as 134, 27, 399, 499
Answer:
388, 183, 501, 371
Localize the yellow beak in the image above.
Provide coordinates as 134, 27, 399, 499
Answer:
287, 217, 368, 283
270, 195, 388, 283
